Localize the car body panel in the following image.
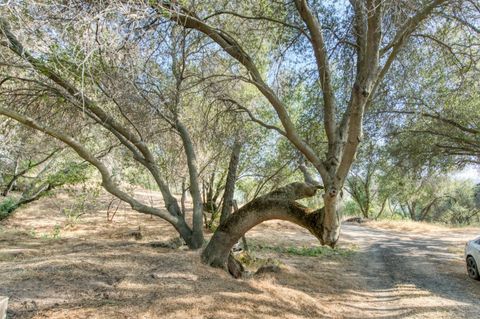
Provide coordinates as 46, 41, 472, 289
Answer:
465, 236, 480, 279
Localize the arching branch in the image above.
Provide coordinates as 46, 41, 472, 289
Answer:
202, 182, 324, 267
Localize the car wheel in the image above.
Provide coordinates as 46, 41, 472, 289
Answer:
466, 256, 480, 280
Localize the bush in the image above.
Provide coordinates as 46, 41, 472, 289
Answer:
0, 197, 18, 220
46, 162, 89, 187
342, 199, 360, 218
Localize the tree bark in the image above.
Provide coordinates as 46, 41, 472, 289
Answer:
176, 120, 205, 248
202, 182, 324, 267
321, 188, 341, 247
180, 178, 187, 216
407, 202, 417, 220
219, 139, 242, 226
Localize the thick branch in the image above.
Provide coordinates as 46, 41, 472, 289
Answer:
159, 3, 328, 179
373, 0, 448, 95
298, 160, 322, 186
294, 0, 336, 143
202, 182, 324, 267
176, 119, 204, 245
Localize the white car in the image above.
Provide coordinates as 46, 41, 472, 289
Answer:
465, 236, 480, 280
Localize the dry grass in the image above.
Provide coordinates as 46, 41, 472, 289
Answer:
0, 189, 366, 319
365, 219, 480, 234
1, 189, 479, 318
342, 213, 480, 235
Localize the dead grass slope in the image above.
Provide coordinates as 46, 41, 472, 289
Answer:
0, 189, 365, 319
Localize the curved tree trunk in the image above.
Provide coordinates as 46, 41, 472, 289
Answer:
202, 182, 324, 268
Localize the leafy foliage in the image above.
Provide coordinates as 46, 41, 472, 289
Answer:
0, 197, 17, 220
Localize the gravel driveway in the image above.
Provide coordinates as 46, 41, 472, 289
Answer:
341, 223, 480, 318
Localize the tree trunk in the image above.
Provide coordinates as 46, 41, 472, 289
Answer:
233, 200, 249, 252
418, 197, 441, 221
202, 182, 324, 268
175, 219, 200, 248
407, 202, 417, 220
180, 178, 187, 216
203, 173, 218, 214
363, 183, 370, 219
176, 120, 204, 249
321, 190, 340, 248
374, 198, 388, 220
219, 139, 242, 226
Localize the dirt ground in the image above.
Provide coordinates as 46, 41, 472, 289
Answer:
1, 189, 479, 318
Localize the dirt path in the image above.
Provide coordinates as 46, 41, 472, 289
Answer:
340, 223, 480, 318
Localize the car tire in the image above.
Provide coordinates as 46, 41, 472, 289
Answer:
466, 256, 480, 280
